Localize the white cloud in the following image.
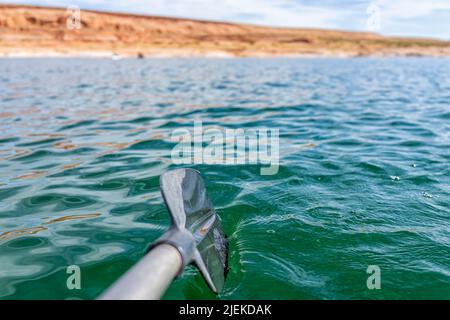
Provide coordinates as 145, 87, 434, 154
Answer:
109, 0, 350, 29
377, 0, 450, 19
366, 0, 450, 38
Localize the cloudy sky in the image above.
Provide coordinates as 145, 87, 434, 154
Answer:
3, 0, 449, 39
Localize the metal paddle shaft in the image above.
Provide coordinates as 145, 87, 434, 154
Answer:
99, 169, 228, 300
99, 244, 182, 300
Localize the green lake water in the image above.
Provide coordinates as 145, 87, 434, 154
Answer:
0, 58, 449, 299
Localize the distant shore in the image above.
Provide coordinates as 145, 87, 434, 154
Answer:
2, 48, 450, 59
3, 51, 450, 59
1, 4, 449, 58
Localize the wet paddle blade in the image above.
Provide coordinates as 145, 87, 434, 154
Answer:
160, 168, 228, 293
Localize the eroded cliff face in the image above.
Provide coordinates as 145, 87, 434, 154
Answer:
0, 4, 449, 57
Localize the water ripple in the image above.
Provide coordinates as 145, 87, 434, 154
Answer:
1, 58, 450, 299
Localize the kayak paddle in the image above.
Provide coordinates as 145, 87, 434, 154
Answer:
99, 168, 228, 300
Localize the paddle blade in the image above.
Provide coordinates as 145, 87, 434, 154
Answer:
160, 168, 228, 293
193, 214, 228, 293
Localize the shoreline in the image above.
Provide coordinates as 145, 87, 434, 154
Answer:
1, 47, 449, 59
1, 52, 449, 59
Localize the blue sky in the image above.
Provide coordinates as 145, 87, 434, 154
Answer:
3, 0, 449, 39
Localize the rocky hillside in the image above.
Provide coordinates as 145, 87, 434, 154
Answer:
0, 4, 449, 57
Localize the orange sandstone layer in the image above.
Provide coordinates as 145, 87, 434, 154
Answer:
0, 4, 449, 58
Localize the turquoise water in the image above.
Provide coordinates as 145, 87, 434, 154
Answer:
0, 58, 449, 299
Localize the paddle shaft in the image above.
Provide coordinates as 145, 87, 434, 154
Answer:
99, 244, 182, 300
